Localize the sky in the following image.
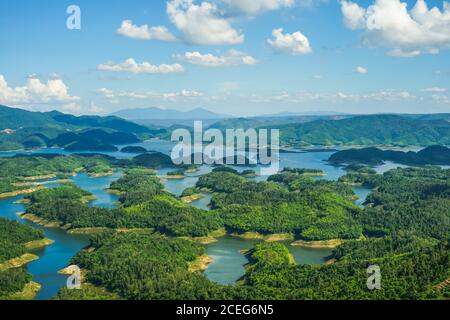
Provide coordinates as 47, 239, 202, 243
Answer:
0, 0, 449, 117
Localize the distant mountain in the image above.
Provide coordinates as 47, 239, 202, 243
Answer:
112, 107, 231, 120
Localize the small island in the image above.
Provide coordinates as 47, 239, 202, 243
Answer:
120, 146, 148, 154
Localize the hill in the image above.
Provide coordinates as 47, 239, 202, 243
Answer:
272, 115, 450, 147
329, 145, 450, 166
0, 105, 152, 151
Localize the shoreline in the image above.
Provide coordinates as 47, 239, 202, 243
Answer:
230, 231, 295, 242
180, 193, 204, 204
0, 253, 39, 272
159, 175, 185, 180
188, 255, 213, 273
291, 239, 343, 248
0, 187, 44, 199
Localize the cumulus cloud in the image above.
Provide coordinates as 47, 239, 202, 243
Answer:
421, 87, 447, 93
0, 74, 79, 105
167, 0, 244, 45
175, 50, 257, 67
267, 28, 312, 55
97, 58, 184, 74
355, 66, 368, 74
117, 20, 177, 41
220, 0, 294, 15
340, 0, 450, 57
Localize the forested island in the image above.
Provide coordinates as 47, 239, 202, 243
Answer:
329, 145, 450, 166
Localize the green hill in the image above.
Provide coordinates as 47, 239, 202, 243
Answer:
0, 105, 151, 151
271, 115, 450, 147
329, 145, 450, 166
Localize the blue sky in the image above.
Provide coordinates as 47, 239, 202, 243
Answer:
0, 0, 449, 116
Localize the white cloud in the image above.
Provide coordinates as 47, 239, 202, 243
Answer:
340, 0, 450, 57
220, 0, 294, 15
97, 58, 184, 74
0, 74, 79, 105
421, 87, 447, 93
175, 50, 257, 67
95, 88, 115, 99
167, 0, 244, 45
88, 101, 105, 114
355, 66, 368, 74
267, 28, 312, 55
387, 48, 422, 58
61, 102, 82, 113
431, 94, 450, 104
117, 20, 177, 41
340, 0, 366, 29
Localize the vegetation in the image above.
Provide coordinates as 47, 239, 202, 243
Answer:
120, 146, 147, 154
272, 115, 450, 147
124, 195, 222, 237
109, 170, 164, 206
197, 171, 362, 240
68, 232, 226, 300
0, 105, 150, 151
235, 238, 449, 300
354, 167, 450, 239
0, 154, 114, 178
329, 146, 450, 166
0, 218, 44, 298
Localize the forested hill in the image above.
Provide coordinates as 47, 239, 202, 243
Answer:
269, 115, 450, 147
0, 105, 149, 133
329, 145, 450, 166
0, 105, 161, 151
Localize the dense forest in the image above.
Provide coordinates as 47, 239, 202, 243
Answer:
61, 232, 227, 300
196, 170, 362, 240
0, 105, 161, 152
24, 172, 221, 237
270, 115, 450, 147
348, 167, 450, 239
329, 146, 450, 166
0, 219, 44, 298
233, 239, 449, 300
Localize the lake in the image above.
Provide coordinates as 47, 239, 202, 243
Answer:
0, 141, 372, 297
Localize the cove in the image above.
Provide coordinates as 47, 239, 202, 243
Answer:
204, 236, 333, 285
